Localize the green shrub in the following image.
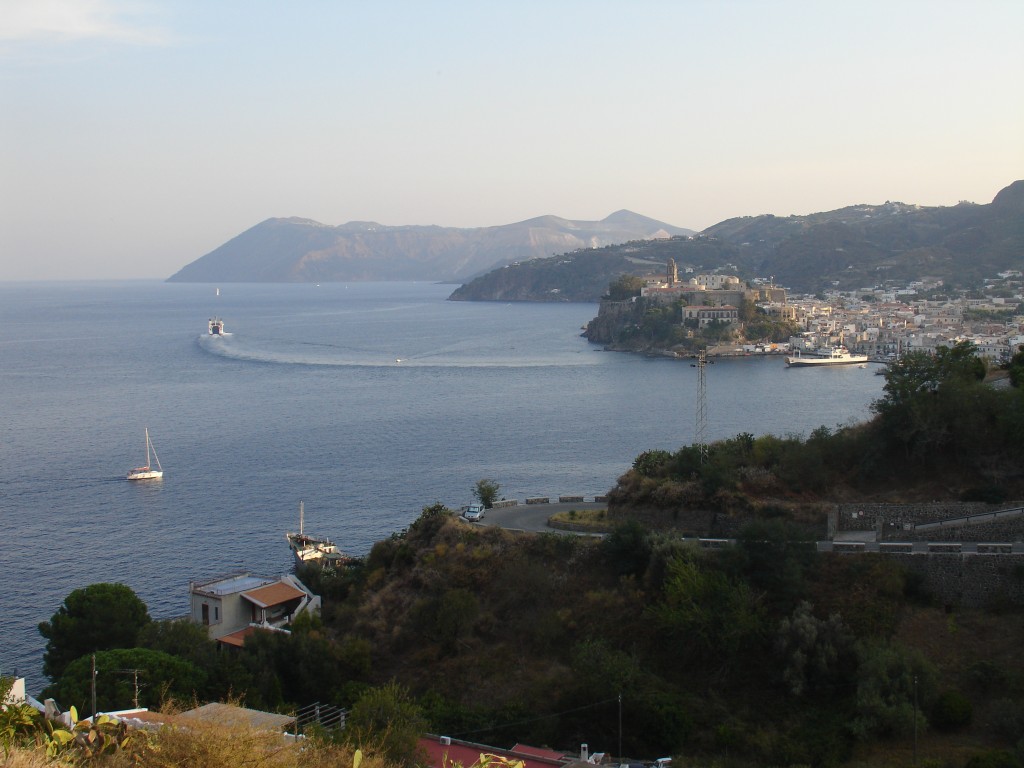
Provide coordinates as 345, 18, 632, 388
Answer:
989, 698, 1024, 742
960, 486, 1008, 504
964, 749, 1022, 768
931, 689, 973, 731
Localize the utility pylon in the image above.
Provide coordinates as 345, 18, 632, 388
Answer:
692, 348, 710, 464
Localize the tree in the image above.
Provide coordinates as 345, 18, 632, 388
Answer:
875, 340, 985, 413
872, 341, 987, 459
345, 681, 426, 768
775, 602, 853, 697
473, 479, 501, 509
649, 553, 763, 662
43, 648, 205, 713
606, 274, 644, 300
848, 641, 937, 740
1009, 344, 1024, 388
602, 519, 652, 577
39, 583, 151, 680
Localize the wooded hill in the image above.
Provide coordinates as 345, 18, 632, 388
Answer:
450, 180, 1024, 300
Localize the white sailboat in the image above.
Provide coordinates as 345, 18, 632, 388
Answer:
127, 427, 163, 480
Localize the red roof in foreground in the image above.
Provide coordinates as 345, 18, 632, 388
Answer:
420, 736, 568, 768
218, 626, 260, 647
242, 581, 306, 608
511, 745, 571, 761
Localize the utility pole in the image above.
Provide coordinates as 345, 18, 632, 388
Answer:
91, 654, 97, 720
913, 675, 918, 765
617, 693, 622, 761
114, 669, 146, 709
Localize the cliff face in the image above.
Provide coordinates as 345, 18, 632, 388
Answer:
584, 298, 641, 345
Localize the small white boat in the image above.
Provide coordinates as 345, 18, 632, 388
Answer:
208, 317, 225, 335
127, 427, 163, 481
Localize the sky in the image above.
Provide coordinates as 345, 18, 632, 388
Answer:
1, 1, 1022, 281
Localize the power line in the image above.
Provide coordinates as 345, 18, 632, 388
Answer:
112, 668, 146, 709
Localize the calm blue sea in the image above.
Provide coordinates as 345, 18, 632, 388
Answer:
0, 280, 885, 694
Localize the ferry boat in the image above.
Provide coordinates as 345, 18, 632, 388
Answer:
784, 346, 869, 367
208, 317, 225, 335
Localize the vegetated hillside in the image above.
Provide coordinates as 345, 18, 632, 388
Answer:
25, 507, 1024, 767
448, 244, 671, 302
449, 180, 1024, 300
449, 235, 745, 302
711, 181, 1024, 292
166, 212, 692, 284
303, 505, 1024, 768
608, 343, 1024, 521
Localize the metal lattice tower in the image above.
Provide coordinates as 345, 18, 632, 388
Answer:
694, 348, 709, 464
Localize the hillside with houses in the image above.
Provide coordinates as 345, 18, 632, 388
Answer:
585, 259, 1024, 365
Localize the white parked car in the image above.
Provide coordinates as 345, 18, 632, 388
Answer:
463, 503, 484, 522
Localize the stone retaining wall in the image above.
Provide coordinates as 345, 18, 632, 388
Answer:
833, 501, 1024, 541
887, 552, 1024, 607
494, 495, 607, 507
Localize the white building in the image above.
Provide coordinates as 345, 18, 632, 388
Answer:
691, 274, 742, 291
189, 572, 320, 646
682, 304, 739, 328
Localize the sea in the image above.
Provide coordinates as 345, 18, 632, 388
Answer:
0, 280, 885, 694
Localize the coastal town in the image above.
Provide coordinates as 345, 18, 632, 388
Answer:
635, 259, 1024, 364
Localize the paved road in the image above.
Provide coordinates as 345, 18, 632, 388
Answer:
475, 501, 607, 534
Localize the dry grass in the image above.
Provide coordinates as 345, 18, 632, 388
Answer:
548, 507, 612, 532
1, 749, 52, 767
2, 718, 388, 768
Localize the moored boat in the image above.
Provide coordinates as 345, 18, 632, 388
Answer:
286, 502, 354, 569
784, 346, 869, 367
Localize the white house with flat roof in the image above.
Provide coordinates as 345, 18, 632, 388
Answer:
189, 572, 319, 645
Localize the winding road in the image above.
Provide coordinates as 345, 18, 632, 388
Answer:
475, 501, 607, 535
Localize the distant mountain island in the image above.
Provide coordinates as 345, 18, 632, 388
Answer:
166, 211, 693, 284
451, 180, 1024, 300
167, 181, 1023, 296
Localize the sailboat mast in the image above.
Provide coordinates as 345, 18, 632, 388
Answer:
299, 501, 304, 536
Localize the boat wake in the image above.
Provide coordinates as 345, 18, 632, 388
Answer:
196, 332, 591, 369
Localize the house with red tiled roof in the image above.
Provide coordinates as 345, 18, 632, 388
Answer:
420, 734, 588, 768
188, 572, 320, 645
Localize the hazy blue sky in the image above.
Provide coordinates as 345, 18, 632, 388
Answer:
2, 1, 1022, 280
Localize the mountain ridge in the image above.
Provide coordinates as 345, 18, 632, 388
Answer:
167, 211, 693, 283
450, 181, 1024, 299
